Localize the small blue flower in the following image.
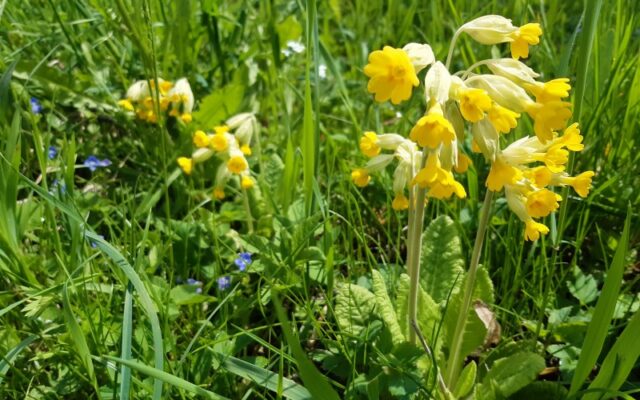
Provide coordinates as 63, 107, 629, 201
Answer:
234, 252, 252, 271
217, 276, 231, 290
90, 234, 104, 248
84, 155, 112, 172
51, 179, 66, 194
30, 98, 42, 114
48, 146, 57, 160
195, 287, 203, 294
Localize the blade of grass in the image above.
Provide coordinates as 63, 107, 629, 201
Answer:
569, 206, 631, 395
215, 352, 312, 400
103, 356, 228, 400
302, 0, 317, 215
272, 289, 340, 400
0, 334, 38, 385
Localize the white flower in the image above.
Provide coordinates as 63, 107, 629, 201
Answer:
318, 64, 327, 79
126, 80, 150, 101
402, 43, 435, 73
486, 58, 540, 84
168, 78, 194, 113
459, 15, 517, 44
466, 74, 533, 112
424, 61, 451, 104
226, 112, 258, 144
282, 40, 305, 56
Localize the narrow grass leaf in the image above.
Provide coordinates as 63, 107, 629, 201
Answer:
569, 207, 631, 395
0, 334, 37, 385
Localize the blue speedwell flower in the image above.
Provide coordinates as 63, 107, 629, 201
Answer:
217, 276, 231, 290
186, 278, 203, 294
234, 252, 252, 271
84, 155, 112, 172
30, 98, 42, 114
48, 146, 57, 160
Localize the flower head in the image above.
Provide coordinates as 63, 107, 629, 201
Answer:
351, 168, 370, 187
227, 154, 248, 174
217, 276, 231, 291
364, 46, 419, 104
234, 252, 252, 271
360, 131, 381, 157
48, 146, 57, 160
30, 97, 42, 114
177, 157, 193, 175
84, 156, 112, 172
409, 103, 456, 149
509, 23, 543, 59
458, 88, 492, 122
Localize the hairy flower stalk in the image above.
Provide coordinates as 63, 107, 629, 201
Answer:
353, 14, 594, 393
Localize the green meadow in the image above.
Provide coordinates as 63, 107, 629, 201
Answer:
0, 0, 638, 398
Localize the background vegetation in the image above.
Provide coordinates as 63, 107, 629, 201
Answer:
0, 0, 638, 398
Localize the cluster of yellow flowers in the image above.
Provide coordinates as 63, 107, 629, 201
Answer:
353, 15, 594, 241
118, 78, 194, 124
177, 113, 258, 200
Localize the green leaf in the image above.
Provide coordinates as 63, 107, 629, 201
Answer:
192, 82, 244, 128
272, 290, 341, 400
585, 307, 640, 400
335, 284, 377, 337
0, 334, 37, 385
216, 353, 312, 400
569, 208, 631, 395
371, 270, 404, 345
444, 267, 494, 358
169, 285, 214, 306
567, 266, 599, 305
395, 274, 441, 347
420, 216, 465, 303
454, 360, 477, 398
104, 356, 228, 399
510, 381, 568, 400
479, 352, 545, 399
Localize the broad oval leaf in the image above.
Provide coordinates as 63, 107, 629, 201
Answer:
335, 284, 377, 337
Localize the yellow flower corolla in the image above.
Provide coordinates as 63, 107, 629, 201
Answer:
213, 188, 225, 200
525, 219, 549, 241
556, 123, 584, 152
534, 146, 568, 173
360, 131, 381, 157
454, 153, 472, 174
210, 132, 229, 152
561, 171, 594, 198
241, 175, 254, 189
240, 144, 252, 156
118, 99, 134, 111
412, 152, 442, 187
459, 88, 492, 122
227, 155, 248, 174
486, 157, 523, 191
488, 104, 520, 133
427, 170, 466, 199
527, 100, 572, 143
526, 189, 561, 218
509, 23, 542, 59
526, 166, 553, 188
364, 46, 420, 104
214, 125, 230, 134
181, 114, 193, 124
193, 130, 210, 148
177, 157, 193, 175
409, 103, 456, 148
527, 78, 571, 103
392, 193, 410, 210
351, 168, 371, 187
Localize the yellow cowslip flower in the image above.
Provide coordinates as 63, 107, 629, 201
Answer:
177, 157, 193, 175
241, 175, 254, 189
193, 130, 210, 148
458, 88, 492, 122
509, 23, 543, 59
210, 133, 229, 152
118, 99, 134, 111
351, 168, 371, 187
364, 46, 420, 104
227, 154, 248, 174
471, 139, 482, 153
458, 15, 518, 44
527, 100, 572, 143
409, 103, 456, 149
555, 171, 595, 198
555, 123, 583, 152
526, 166, 553, 188
488, 104, 520, 134
412, 152, 442, 188
240, 144, 252, 156
525, 219, 549, 241
427, 170, 466, 199
360, 131, 381, 157
526, 78, 571, 103
181, 113, 193, 124
454, 153, 472, 174
160, 97, 171, 111
486, 157, 523, 191
526, 188, 561, 218
392, 193, 410, 210
534, 146, 568, 173
146, 111, 158, 124
213, 187, 225, 200
214, 125, 230, 134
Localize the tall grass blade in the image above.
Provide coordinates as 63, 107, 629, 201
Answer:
569, 207, 631, 395
0, 334, 38, 385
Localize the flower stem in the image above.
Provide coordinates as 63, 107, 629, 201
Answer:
445, 189, 493, 387
242, 187, 254, 233
445, 29, 462, 70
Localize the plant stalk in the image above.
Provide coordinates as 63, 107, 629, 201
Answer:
407, 185, 428, 345
445, 189, 493, 387
242, 187, 255, 233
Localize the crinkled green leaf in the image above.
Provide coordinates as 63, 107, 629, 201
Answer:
335, 284, 377, 337
511, 381, 568, 400
420, 216, 465, 303
479, 352, 545, 399
371, 270, 404, 345
395, 274, 441, 349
